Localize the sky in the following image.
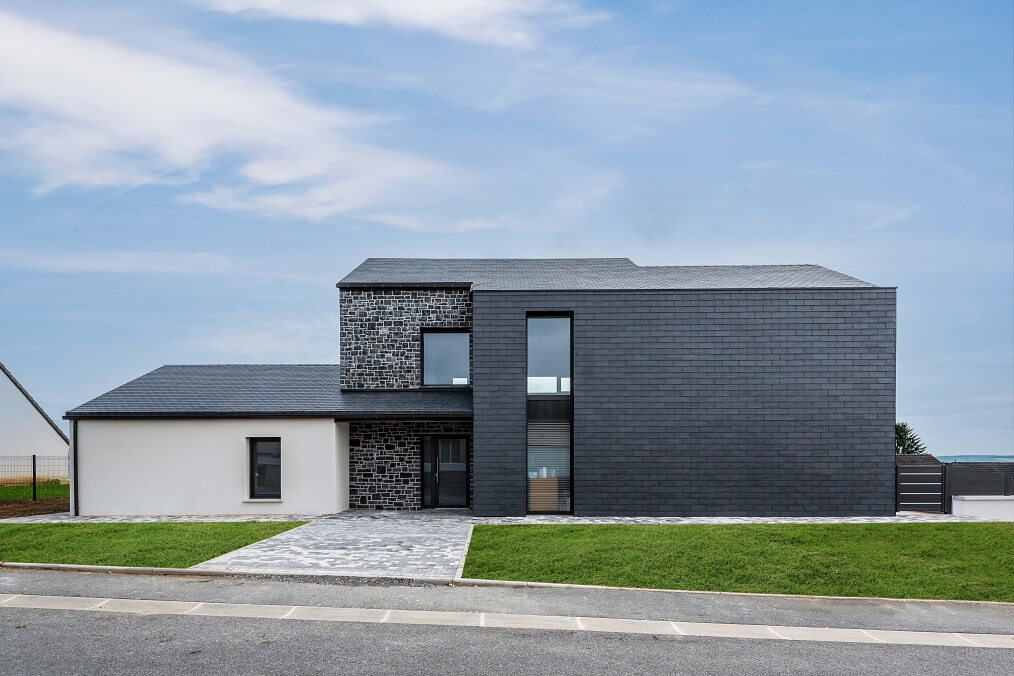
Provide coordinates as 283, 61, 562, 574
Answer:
0, 0, 1011, 455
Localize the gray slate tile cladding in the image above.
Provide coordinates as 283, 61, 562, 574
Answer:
471, 288, 896, 517
349, 421, 473, 510
339, 288, 472, 390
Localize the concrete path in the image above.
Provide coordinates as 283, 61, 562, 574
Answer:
190, 510, 473, 579
2, 591, 1010, 648
2, 571, 1013, 675
0, 513, 318, 523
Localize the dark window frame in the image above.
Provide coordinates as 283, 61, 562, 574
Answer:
248, 437, 282, 500
420, 327, 471, 387
525, 311, 574, 515
419, 434, 471, 509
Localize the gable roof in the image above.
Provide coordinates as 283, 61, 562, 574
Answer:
1, 361, 69, 443
338, 258, 879, 290
64, 365, 471, 420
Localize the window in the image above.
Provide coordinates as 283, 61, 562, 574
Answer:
527, 315, 572, 513
527, 317, 570, 394
423, 331, 470, 385
249, 438, 281, 499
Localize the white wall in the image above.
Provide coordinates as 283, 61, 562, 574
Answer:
75, 418, 347, 515
0, 370, 68, 457
951, 496, 1014, 520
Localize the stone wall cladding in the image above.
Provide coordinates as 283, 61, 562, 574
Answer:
340, 288, 472, 389
349, 420, 473, 510
472, 288, 897, 517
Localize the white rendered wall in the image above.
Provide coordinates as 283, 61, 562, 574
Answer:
951, 496, 1014, 520
336, 422, 349, 512
75, 419, 347, 515
0, 371, 67, 456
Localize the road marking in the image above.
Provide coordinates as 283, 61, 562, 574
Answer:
1, 593, 1010, 649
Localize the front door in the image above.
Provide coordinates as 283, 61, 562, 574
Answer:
422, 436, 468, 508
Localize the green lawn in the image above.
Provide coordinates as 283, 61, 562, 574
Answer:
463, 523, 1014, 602
0, 522, 304, 568
0, 481, 70, 501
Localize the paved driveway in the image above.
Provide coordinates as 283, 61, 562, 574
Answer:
191, 511, 472, 580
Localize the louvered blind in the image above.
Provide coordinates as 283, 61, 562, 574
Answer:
527, 421, 571, 512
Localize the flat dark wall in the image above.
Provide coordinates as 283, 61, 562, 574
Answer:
472, 288, 896, 516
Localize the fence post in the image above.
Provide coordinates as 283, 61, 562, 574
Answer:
32, 454, 37, 501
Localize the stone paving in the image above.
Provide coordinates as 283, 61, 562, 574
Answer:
190, 510, 473, 579
473, 512, 990, 525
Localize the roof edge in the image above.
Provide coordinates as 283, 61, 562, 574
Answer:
1, 361, 69, 443
65, 411, 474, 421
337, 281, 473, 290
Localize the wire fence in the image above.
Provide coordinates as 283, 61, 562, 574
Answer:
0, 455, 69, 502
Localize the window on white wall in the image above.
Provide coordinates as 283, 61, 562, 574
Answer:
249, 438, 281, 499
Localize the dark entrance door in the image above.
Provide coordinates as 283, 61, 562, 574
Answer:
422, 436, 468, 508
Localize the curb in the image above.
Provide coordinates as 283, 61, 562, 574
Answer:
4, 561, 1011, 607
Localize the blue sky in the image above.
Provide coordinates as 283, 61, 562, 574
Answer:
0, 1, 1011, 454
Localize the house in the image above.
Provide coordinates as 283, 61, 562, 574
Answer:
1, 361, 69, 457
64, 258, 897, 517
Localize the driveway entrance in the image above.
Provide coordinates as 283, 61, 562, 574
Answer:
191, 510, 472, 580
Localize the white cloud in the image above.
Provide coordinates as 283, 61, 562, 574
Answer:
0, 247, 327, 282
0, 11, 438, 220
0, 248, 237, 275
197, 0, 608, 48
191, 316, 336, 361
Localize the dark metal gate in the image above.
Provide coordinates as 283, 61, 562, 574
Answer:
895, 459, 945, 513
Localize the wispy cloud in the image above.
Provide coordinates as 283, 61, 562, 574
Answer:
0, 10, 438, 221
0, 247, 325, 282
197, 0, 608, 48
190, 316, 336, 361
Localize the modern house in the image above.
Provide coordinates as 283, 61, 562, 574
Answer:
65, 258, 897, 517
1, 361, 69, 457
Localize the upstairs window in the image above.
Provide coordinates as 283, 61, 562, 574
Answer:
423, 330, 470, 385
527, 316, 571, 394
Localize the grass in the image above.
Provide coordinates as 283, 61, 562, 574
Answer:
0, 481, 70, 502
463, 523, 1014, 602
0, 522, 304, 568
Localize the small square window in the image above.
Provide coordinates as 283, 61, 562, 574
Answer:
249, 438, 281, 499
422, 331, 469, 385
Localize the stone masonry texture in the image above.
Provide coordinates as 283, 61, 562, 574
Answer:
349, 421, 473, 510
471, 288, 897, 517
340, 288, 471, 389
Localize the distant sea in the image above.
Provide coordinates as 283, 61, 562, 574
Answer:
935, 455, 1014, 463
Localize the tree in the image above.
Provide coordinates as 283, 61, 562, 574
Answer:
895, 422, 927, 455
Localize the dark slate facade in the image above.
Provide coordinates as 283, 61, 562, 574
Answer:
472, 288, 896, 516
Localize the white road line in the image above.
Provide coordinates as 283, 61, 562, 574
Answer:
954, 633, 987, 647
766, 626, 790, 640
860, 629, 887, 643
1, 593, 1011, 649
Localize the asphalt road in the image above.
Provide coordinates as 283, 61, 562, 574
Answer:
2, 570, 1012, 675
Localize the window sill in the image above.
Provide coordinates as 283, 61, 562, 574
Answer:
243, 499, 282, 503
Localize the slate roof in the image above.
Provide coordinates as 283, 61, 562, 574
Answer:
338, 258, 879, 290
64, 365, 472, 420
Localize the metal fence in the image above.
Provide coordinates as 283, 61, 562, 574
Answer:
0, 455, 69, 502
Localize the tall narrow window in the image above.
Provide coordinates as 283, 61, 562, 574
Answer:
527, 316, 571, 513
423, 331, 470, 385
249, 438, 281, 499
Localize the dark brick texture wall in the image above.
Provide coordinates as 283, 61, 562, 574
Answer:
340, 288, 471, 389
349, 420, 473, 510
471, 288, 896, 516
